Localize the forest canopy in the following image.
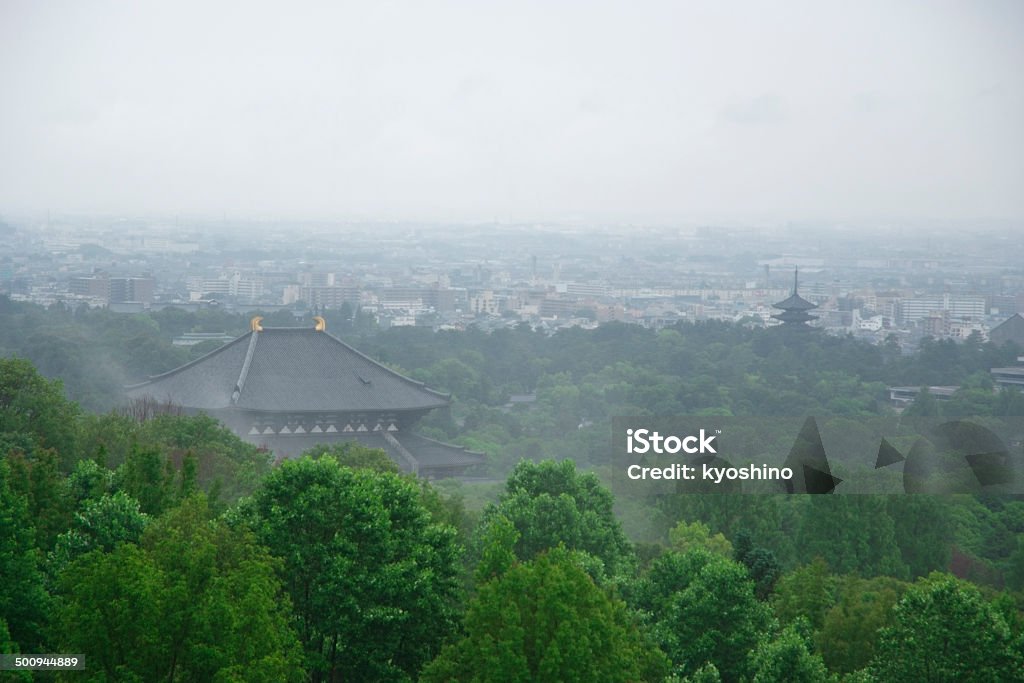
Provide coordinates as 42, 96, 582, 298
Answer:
1, 298, 1023, 681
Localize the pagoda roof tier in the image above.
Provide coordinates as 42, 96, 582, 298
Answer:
772, 292, 818, 311
771, 267, 818, 325
126, 327, 450, 413
771, 310, 818, 323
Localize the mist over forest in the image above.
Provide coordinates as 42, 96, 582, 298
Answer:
3, 0, 1024, 680
3, 286, 1024, 680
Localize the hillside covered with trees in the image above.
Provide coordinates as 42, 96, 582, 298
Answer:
2, 297, 1023, 681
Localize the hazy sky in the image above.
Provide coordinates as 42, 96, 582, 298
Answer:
1, 1, 1021, 224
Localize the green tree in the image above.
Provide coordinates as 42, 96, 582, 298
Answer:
475, 513, 519, 582
0, 460, 49, 652
66, 458, 114, 505
749, 621, 833, 683
413, 357, 486, 401
658, 495, 794, 568
115, 444, 174, 515
177, 450, 198, 500
797, 497, 908, 579
422, 547, 668, 683
418, 478, 476, 543
887, 496, 952, 578
4, 447, 73, 549
240, 457, 461, 682
679, 663, 722, 682
669, 520, 733, 557
818, 575, 907, 675
633, 550, 773, 683
54, 543, 164, 681
772, 557, 835, 631
734, 530, 782, 600
993, 386, 1024, 416
49, 491, 149, 573
483, 459, 636, 578
53, 496, 304, 682
870, 573, 1020, 682
301, 441, 400, 473
0, 356, 79, 465
188, 338, 228, 359
143, 496, 304, 681
1007, 536, 1024, 591
136, 413, 273, 503
77, 412, 137, 468
0, 617, 32, 682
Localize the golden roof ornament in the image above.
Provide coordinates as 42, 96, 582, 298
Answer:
250, 316, 263, 332
313, 316, 326, 332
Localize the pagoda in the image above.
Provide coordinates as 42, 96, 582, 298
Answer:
126, 317, 484, 478
771, 267, 818, 326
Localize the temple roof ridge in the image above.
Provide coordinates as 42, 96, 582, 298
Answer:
126, 325, 450, 412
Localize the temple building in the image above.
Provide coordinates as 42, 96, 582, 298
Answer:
126, 317, 484, 479
772, 268, 818, 326
990, 313, 1024, 348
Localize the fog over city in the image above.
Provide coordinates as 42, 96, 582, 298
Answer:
6, 5, 1024, 681
2, 0, 1022, 225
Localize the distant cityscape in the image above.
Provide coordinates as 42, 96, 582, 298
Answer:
2, 215, 1023, 355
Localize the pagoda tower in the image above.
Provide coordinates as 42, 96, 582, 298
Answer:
771, 267, 818, 326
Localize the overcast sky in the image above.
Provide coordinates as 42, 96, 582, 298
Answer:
1, 0, 1021, 224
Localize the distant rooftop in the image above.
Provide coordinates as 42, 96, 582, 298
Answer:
771, 267, 818, 325
127, 325, 450, 413
991, 366, 1024, 389
172, 332, 235, 346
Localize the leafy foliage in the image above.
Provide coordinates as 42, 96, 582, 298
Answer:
52, 496, 304, 682
49, 491, 149, 573
773, 557, 836, 631
2, 301, 1024, 680
0, 460, 50, 652
422, 547, 668, 683
749, 621, 833, 683
239, 457, 461, 681
797, 496, 908, 579
870, 574, 1021, 682
0, 356, 79, 462
632, 550, 773, 682
669, 520, 733, 557
817, 575, 908, 675
481, 459, 636, 578
734, 530, 783, 600
301, 440, 400, 472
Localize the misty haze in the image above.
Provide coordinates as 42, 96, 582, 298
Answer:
2, 2, 1024, 682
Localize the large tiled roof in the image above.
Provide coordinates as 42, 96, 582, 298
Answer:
396, 433, 487, 468
126, 327, 450, 412
991, 314, 1024, 346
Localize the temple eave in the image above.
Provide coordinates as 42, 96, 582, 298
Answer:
771, 312, 818, 324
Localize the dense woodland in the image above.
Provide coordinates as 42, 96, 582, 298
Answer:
2, 296, 1024, 681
